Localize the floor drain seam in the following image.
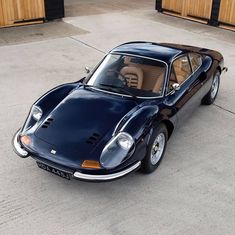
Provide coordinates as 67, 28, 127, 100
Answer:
213, 104, 235, 115
69, 36, 106, 54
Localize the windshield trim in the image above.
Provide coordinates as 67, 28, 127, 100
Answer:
90, 86, 164, 99
87, 52, 169, 99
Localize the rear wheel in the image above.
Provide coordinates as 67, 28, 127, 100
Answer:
141, 124, 168, 174
202, 70, 220, 105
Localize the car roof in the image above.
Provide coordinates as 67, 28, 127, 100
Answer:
110, 42, 184, 64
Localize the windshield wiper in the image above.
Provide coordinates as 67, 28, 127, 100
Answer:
98, 83, 136, 98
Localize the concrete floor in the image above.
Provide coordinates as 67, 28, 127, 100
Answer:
0, 0, 235, 234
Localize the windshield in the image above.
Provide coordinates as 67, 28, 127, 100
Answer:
86, 54, 167, 98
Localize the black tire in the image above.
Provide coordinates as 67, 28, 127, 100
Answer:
202, 70, 220, 105
141, 124, 168, 174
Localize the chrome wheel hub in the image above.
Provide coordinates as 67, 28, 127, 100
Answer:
211, 75, 219, 99
150, 133, 165, 165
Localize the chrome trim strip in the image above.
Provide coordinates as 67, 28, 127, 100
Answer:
112, 52, 168, 67
73, 161, 141, 181
13, 130, 28, 157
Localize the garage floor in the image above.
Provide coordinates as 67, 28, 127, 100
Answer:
0, 0, 235, 234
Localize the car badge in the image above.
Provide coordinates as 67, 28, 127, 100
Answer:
51, 149, 56, 155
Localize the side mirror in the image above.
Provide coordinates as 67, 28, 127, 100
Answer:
85, 67, 90, 74
172, 83, 180, 91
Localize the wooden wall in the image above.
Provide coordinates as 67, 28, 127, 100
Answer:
162, 0, 183, 14
186, 0, 213, 19
0, 0, 45, 28
219, 0, 235, 25
161, 0, 213, 21
158, 0, 235, 30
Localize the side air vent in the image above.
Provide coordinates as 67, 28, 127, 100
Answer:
42, 117, 54, 128
86, 133, 100, 145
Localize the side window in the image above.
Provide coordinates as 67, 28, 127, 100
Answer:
167, 69, 177, 93
189, 53, 202, 72
173, 56, 192, 85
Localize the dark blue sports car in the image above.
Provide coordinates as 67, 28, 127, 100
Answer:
13, 42, 227, 181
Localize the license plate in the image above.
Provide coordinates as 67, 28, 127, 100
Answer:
37, 162, 71, 180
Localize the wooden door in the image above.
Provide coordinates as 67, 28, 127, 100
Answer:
0, 0, 5, 27
0, 0, 45, 27
162, 0, 184, 14
186, 0, 213, 19
219, 0, 235, 25
162, 0, 213, 19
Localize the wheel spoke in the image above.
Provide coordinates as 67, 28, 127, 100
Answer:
211, 75, 219, 99
150, 133, 165, 165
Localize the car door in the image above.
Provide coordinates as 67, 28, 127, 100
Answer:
164, 53, 204, 127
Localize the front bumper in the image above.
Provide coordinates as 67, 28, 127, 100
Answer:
12, 130, 141, 181
73, 161, 141, 181
12, 130, 29, 158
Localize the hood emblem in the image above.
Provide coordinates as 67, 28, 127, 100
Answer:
51, 149, 56, 155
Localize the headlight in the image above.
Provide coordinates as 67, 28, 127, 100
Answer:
32, 106, 42, 121
117, 133, 134, 150
100, 132, 134, 169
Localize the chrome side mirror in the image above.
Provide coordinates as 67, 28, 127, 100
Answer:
172, 83, 180, 91
85, 67, 90, 74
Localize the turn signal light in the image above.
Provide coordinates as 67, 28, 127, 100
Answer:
20, 135, 31, 146
81, 160, 101, 169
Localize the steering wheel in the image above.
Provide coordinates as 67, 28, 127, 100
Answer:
107, 70, 128, 86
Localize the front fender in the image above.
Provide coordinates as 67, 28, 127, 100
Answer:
22, 82, 79, 132
34, 82, 79, 115
116, 105, 159, 141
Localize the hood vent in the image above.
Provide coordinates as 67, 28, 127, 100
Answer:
42, 118, 54, 129
86, 133, 100, 145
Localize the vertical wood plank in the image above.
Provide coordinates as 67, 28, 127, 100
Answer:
162, 0, 183, 14
219, 0, 235, 25
162, 0, 213, 19
186, 0, 213, 19
0, 0, 5, 26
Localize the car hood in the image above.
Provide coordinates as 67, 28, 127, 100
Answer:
33, 87, 137, 168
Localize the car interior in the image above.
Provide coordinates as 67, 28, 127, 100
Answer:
173, 56, 192, 84
119, 56, 165, 94
87, 53, 202, 97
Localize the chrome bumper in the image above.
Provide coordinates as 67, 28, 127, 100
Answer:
12, 130, 29, 158
73, 161, 141, 181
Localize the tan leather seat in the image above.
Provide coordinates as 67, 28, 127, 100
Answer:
122, 56, 165, 93
174, 61, 185, 84
153, 73, 164, 93
173, 58, 191, 84
120, 66, 143, 89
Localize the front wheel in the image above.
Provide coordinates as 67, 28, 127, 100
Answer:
141, 124, 168, 174
202, 70, 220, 105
